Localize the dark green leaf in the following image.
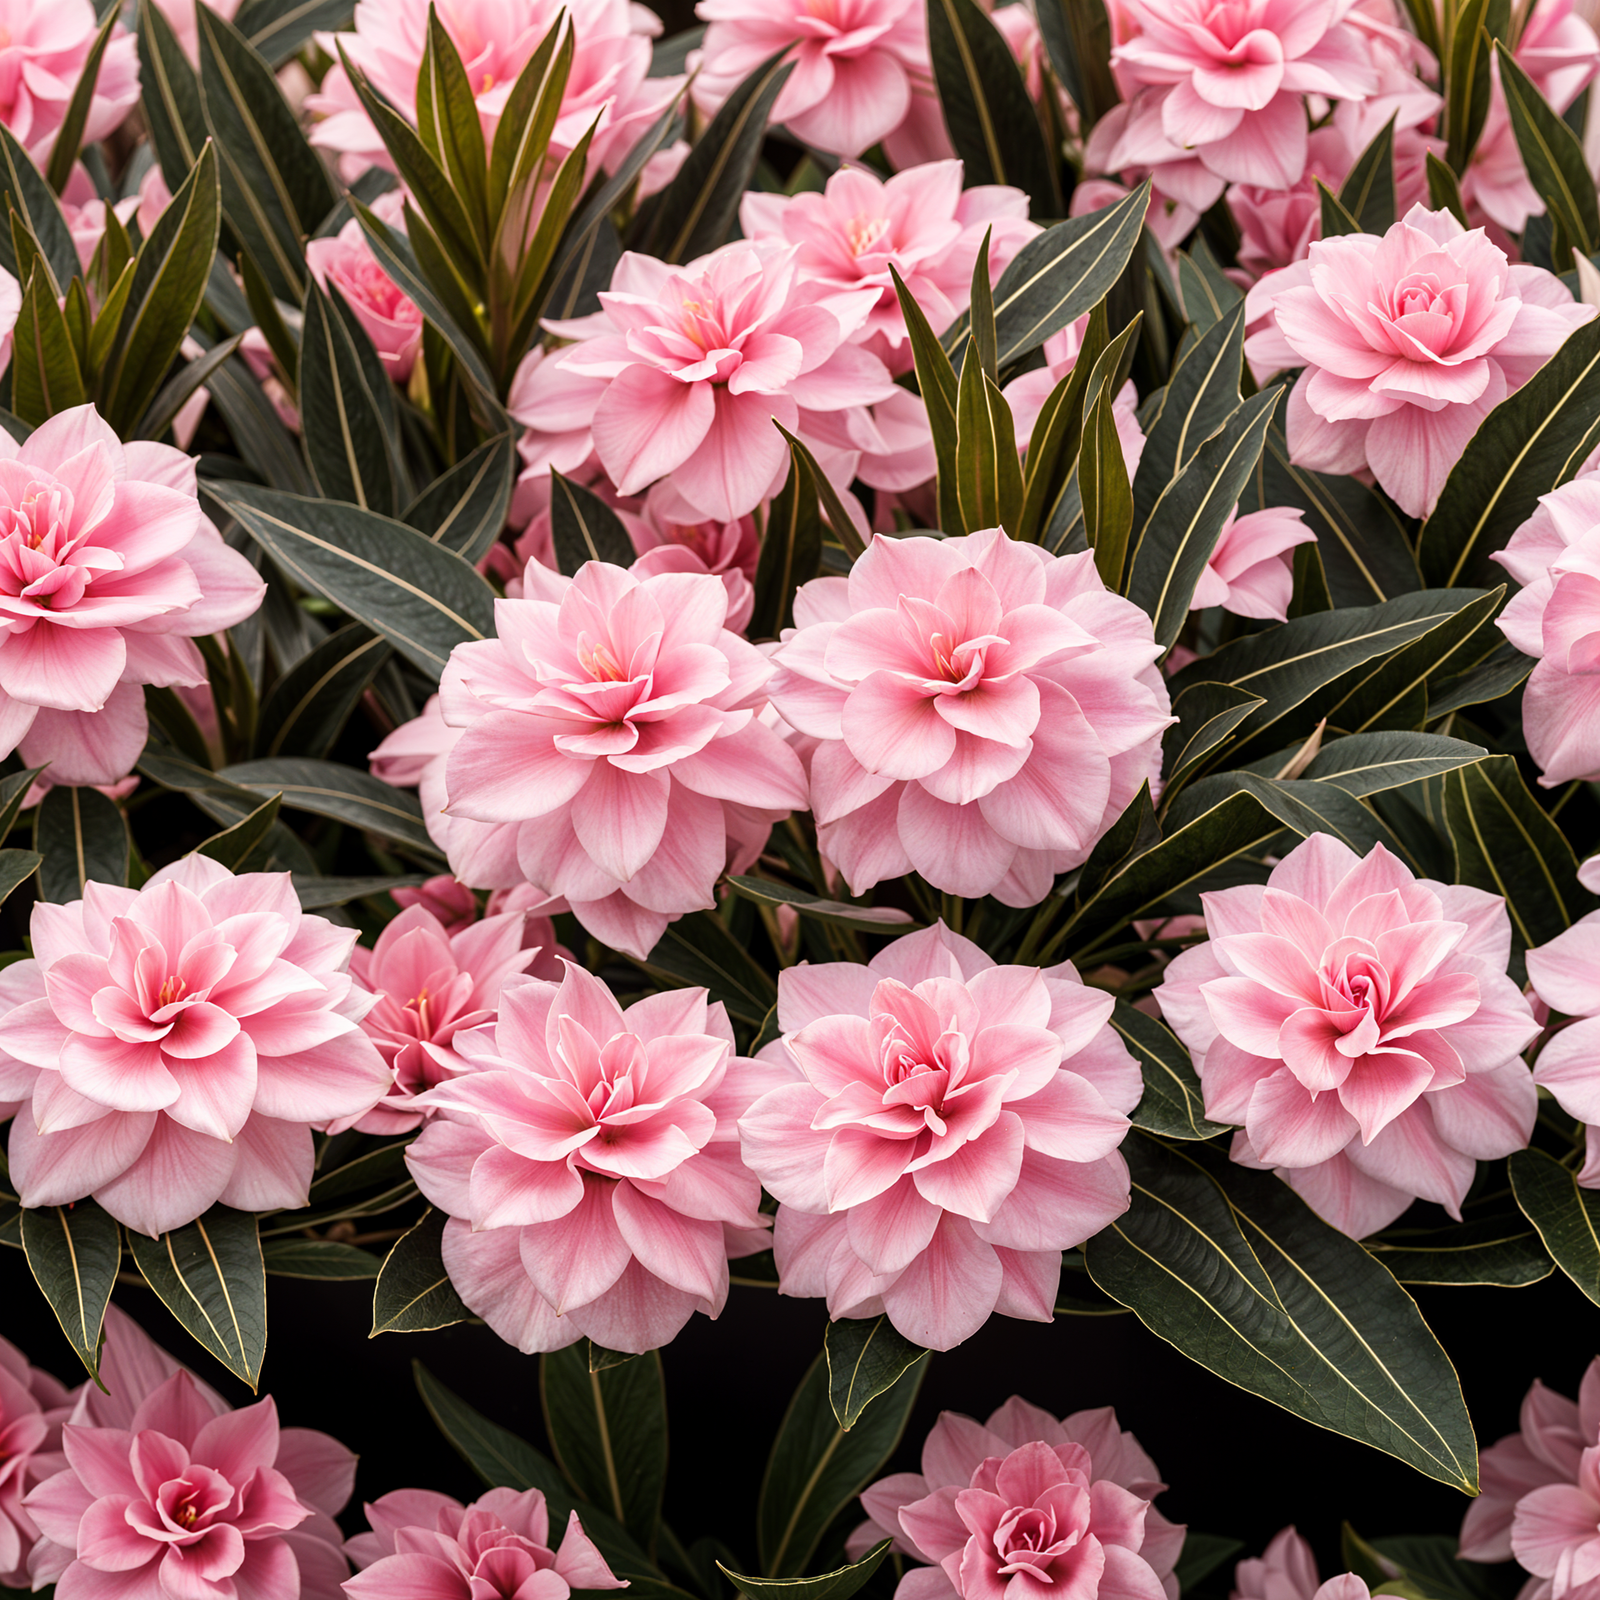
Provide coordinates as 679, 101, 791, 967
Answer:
726, 876, 918, 934
1300, 731, 1488, 796
891, 262, 961, 532
1356, 1532, 1525, 1600
219, 756, 443, 859
127, 1206, 267, 1387
0, 124, 80, 291
256, 623, 391, 760
404, 432, 518, 565
722, 1542, 892, 1600
11, 266, 85, 425
1419, 316, 1600, 586
1175, 1534, 1248, 1597
1510, 1148, 1600, 1307
1176, 240, 1242, 334
758, 1349, 928, 1577
207, 480, 494, 678
138, 0, 209, 191
1445, 0, 1500, 171
1032, 0, 1117, 128
35, 786, 129, 902
1169, 770, 1403, 859
750, 443, 823, 639
417, 6, 491, 251
637, 910, 778, 1028
260, 1237, 383, 1279
825, 1317, 927, 1430
372, 1208, 472, 1333
291, 873, 427, 909
1318, 177, 1363, 239
134, 331, 245, 441
234, 0, 355, 66
1083, 1134, 1480, 1492
1426, 151, 1469, 226
20, 1202, 120, 1380
1428, 639, 1533, 718
955, 343, 1023, 534
927, 0, 1060, 218
550, 468, 636, 574
1365, 1217, 1552, 1288
0, 848, 40, 907
1115, 1001, 1228, 1141
486, 19, 570, 239
1497, 43, 1600, 255
1338, 115, 1398, 232
775, 423, 868, 559
194, 793, 282, 872
541, 1343, 668, 1547
45, 6, 120, 193
204, 351, 314, 492
0, 766, 43, 847
1161, 681, 1267, 792
1082, 379, 1133, 588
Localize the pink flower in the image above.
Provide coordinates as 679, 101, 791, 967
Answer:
1510, 1440, 1600, 1600
517, 244, 895, 523
627, 482, 761, 634
23, 1368, 354, 1599
429, 559, 807, 959
0, 406, 266, 787
406, 963, 773, 1353
0, 855, 393, 1236
1153, 834, 1541, 1238
1244, 206, 1592, 519
341, 902, 540, 1134
1494, 472, 1600, 786
691, 0, 936, 160
1227, 128, 1350, 283
767, 528, 1171, 906
1099, 0, 1378, 208
848, 1397, 1185, 1600
309, 0, 683, 190
1190, 506, 1314, 621
1526, 915, 1600, 1188
306, 216, 424, 381
0, 0, 141, 164
1232, 1528, 1321, 1600
739, 923, 1142, 1350
59, 166, 141, 275
0, 1335, 71, 1589
344, 1486, 624, 1600
393, 875, 483, 935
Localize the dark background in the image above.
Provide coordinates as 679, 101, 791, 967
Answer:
0, 1241, 1586, 1580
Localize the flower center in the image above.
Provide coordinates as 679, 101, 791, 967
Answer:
577, 635, 627, 682
847, 215, 890, 256
409, 987, 433, 1036
177, 1502, 198, 1529
158, 975, 187, 1008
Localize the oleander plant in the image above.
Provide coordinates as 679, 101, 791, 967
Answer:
7, 0, 1600, 1597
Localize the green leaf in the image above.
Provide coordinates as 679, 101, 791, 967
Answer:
775, 423, 868, 560
954, 341, 1023, 534
0, 766, 44, 847
11, 265, 86, 425
1318, 177, 1363, 239
750, 442, 823, 640
1354, 1533, 1525, 1600
1176, 240, 1243, 335
1497, 43, 1600, 256
372, 1207, 472, 1333
1174, 1534, 1247, 1597
758, 1348, 928, 1577
1032, 0, 1118, 129
1083, 1134, 1480, 1492
1510, 1147, 1600, 1306
291, 873, 427, 909
635, 53, 793, 264
0, 848, 40, 907
405, 432, 518, 565
1082, 380, 1133, 589
127, 1206, 268, 1387
45, 5, 120, 193
721, 1542, 892, 1600
550, 468, 637, 574
298, 277, 406, 514
1125, 387, 1279, 648
1115, 1001, 1228, 1141
891, 262, 961, 532
417, 5, 491, 252
1428, 639, 1532, 718
256, 623, 391, 760
194, 793, 282, 872
99, 141, 222, 436
927, 0, 1060, 219
1338, 115, 1398, 232
138, 0, 209, 191
207, 480, 494, 678
486, 18, 570, 240
825, 1316, 929, 1430
1161, 681, 1267, 792
219, 756, 443, 860
1419, 316, 1600, 586
1170, 770, 1403, 860
541, 1343, 668, 1547
1426, 151, 1469, 226
1299, 732, 1488, 796
726, 876, 919, 934
1365, 1217, 1552, 1288
260, 1238, 383, 1279
1445, 0, 1500, 172
234, 0, 356, 65
35, 786, 129, 903
415, 1359, 576, 1509
20, 1201, 120, 1380
134, 330, 245, 441
636, 910, 778, 1028
1440, 753, 1594, 974
0, 124, 80, 291
204, 350, 314, 492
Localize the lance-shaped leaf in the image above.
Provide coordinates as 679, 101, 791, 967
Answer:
291, 873, 426, 909
1176, 241, 1242, 334
20, 1202, 121, 1380
1115, 1001, 1228, 1141
234, 0, 356, 66
0, 847, 40, 907
405, 432, 519, 565
758, 1348, 928, 1577
138, 0, 209, 188
927, 0, 1060, 219
372, 1208, 472, 1333
1318, 178, 1363, 239
418, 6, 492, 252
0, 766, 44, 847
891, 263, 961, 533
1082, 380, 1133, 589
12, 265, 85, 425
550, 468, 636, 574
1510, 1148, 1600, 1306
825, 1318, 927, 1430
750, 445, 823, 639
1497, 44, 1600, 256
723, 1543, 892, 1600
1017, 302, 1108, 545
954, 344, 1023, 533
486, 17, 570, 238
1338, 115, 1398, 232
45, 5, 120, 193
127, 1207, 268, 1388
207, 480, 494, 678
256, 624, 391, 760
36, 786, 129, 903
1419, 299, 1600, 587
99, 141, 222, 436
0, 125, 81, 290
637, 910, 777, 1028
1169, 770, 1402, 860
541, 1344, 668, 1547
195, 793, 283, 872
727, 876, 919, 934
775, 423, 868, 559
220, 757, 443, 860
204, 350, 314, 492
1427, 150, 1469, 225
1083, 1134, 1479, 1491
1364, 1217, 1552, 1288
135, 331, 245, 441
1161, 681, 1267, 793
260, 1239, 383, 1280
1033, 0, 1117, 128
1298, 731, 1488, 795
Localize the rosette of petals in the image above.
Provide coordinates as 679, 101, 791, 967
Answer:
1243, 206, 1592, 518
1190, 506, 1314, 621
433, 559, 807, 958
0, 1335, 70, 1589
345, 1485, 625, 1600
0, 1, 140, 164
306, 214, 424, 381
23, 1369, 354, 1599
1525, 916, 1600, 1189
691, 0, 938, 159
1494, 473, 1600, 786
848, 1396, 1185, 1600
1460, 1361, 1600, 1570
0, 406, 266, 787
515, 244, 895, 523
739, 924, 1142, 1350
340, 903, 540, 1135
1232, 1528, 1321, 1600
767, 528, 1171, 906
1098, 0, 1378, 207
0, 855, 392, 1237
1153, 834, 1541, 1239
308, 0, 684, 189
406, 963, 774, 1354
